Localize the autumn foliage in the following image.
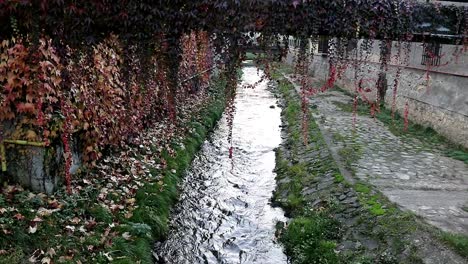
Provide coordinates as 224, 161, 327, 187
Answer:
0, 32, 215, 192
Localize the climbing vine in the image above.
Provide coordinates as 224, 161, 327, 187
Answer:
0, 0, 466, 191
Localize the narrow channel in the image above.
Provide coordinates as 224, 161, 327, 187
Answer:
154, 66, 288, 264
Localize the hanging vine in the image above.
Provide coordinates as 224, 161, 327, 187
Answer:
0, 0, 465, 188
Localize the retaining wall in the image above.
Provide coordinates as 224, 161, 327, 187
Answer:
285, 39, 468, 148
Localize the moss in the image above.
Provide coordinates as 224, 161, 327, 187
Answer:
333, 173, 345, 183
354, 183, 371, 194
369, 203, 386, 216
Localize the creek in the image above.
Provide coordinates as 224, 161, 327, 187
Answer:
154, 66, 288, 264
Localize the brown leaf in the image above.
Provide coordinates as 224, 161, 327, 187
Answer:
25, 130, 38, 141
13, 213, 25, 220
122, 232, 131, 240
46, 248, 56, 258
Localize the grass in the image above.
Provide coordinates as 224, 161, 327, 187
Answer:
108, 77, 227, 263
271, 65, 428, 263
272, 69, 343, 263
354, 183, 371, 195
273, 62, 295, 75
332, 132, 346, 142
0, 76, 228, 264
273, 149, 306, 214
332, 95, 468, 259
333, 173, 345, 183
280, 215, 340, 264
440, 232, 468, 258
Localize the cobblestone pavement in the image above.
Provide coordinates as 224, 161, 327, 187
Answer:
285, 74, 468, 235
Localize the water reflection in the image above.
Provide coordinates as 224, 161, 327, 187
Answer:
154, 67, 288, 264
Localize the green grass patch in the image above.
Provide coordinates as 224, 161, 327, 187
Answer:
440, 232, 468, 258
332, 132, 346, 142
281, 215, 340, 264
272, 69, 342, 263
272, 63, 457, 263
368, 198, 386, 216
354, 183, 371, 194
353, 182, 388, 217
110, 77, 228, 262
333, 173, 345, 183
244, 52, 262, 60
0, 76, 228, 264
273, 62, 295, 75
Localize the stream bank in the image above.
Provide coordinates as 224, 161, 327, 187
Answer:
0, 74, 229, 264
270, 68, 467, 264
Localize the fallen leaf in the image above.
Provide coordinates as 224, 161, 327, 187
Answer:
78, 226, 87, 233
46, 248, 56, 257
41, 257, 51, 264
103, 252, 113, 261
85, 219, 97, 230
28, 225, 37, 234
29, 255, 38, 263
32, 216, 43, 222
122, 232, 131, 240
28, 249, 42, 263
13, 213, 25, 220
37, 208, 50, 216
124, 211, 133, 219
125, 198, 136, 204
47, 200, 62, 209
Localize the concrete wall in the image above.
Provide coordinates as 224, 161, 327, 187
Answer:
7, 145, 62, 194
285, 38, 468, 148
2, 119, 83, 193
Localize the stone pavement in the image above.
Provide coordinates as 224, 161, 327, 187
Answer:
284, 74, 468, 235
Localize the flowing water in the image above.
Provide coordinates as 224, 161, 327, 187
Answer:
154, 66, 288, 264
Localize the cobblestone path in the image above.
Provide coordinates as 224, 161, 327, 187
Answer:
285, 74, 468, 235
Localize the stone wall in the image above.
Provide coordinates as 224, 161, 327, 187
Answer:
284, 39, 468, 148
